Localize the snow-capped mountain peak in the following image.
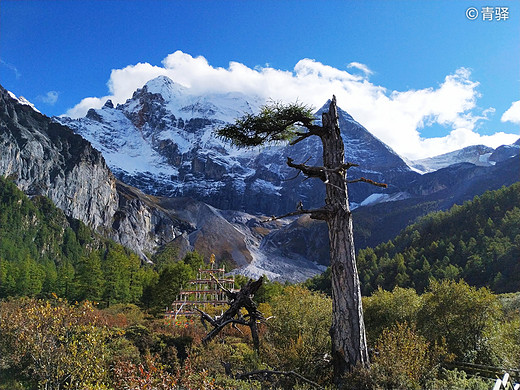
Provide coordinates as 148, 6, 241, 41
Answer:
7, 91, 40, 113
410, 144, 496, 173
56, 75, 418, 215
142, 75, 190, 103
56, 76, 268, 203
127, 75, 261, 123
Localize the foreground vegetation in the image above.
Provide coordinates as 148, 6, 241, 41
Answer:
0, 281, 518, 389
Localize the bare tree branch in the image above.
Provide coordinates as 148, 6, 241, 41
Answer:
289, 131, 314, 145
289, 127, 325, 145
347, 177, 388, 188
282, 156, 312, 181
261, 207, 330, 223
287, 157, 327, 181
195, 308, 218, 328
282, 170, 301, 182
209, 273, 235, 300
343, 162, 360, 170
197, 277, 264, 351
286, 157, 386, 191
286, 157, 360, 182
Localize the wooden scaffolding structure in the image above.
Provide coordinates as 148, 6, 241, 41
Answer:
165, 255, 235, 318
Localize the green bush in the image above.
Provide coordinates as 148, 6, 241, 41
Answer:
417, 279, 501, 363
363, 286, 421, 346
263, 286, 333, 384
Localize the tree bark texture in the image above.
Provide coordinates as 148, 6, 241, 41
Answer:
321, 97, 369, 383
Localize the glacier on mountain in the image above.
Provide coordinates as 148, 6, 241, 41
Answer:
54, 75, 436, 215
56, 74, 518, 220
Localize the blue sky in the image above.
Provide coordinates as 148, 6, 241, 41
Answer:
1, 0, 519, 159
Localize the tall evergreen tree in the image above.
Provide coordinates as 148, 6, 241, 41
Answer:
74, 252, 104, 302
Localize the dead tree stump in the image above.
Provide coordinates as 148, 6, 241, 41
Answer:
197, 276, 264, 351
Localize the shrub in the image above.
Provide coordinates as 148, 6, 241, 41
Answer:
0, 297, 113, 389
425, 368, 492, 390
418, 280, 501, 363
372, 322, 449, 390
363, 286, 421, 346
263, 286, 333, 384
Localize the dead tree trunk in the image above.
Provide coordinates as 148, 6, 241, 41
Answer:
321, 97, 369, 383
217, 96, 381, 387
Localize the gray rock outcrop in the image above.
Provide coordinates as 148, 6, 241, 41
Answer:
0, 85, 191, 260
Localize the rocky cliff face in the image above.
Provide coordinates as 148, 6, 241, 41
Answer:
1, 87, 118, 229
110, 182, 194, 259
0, 85, 192, 260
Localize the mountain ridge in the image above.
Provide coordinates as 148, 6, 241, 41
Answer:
57, 75, 419, 215
2, 78, 519, 281
409, 143, 519, 173
57, 75, 518, 217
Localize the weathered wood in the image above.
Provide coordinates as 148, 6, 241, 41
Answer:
261, 207, 330, 222
347, 177, 387, 187
217, 96, 384, 387
197, 276, 264, 351
320, 96, 369, 384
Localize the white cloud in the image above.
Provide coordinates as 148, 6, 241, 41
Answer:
65, 96, 108, 118
37, 90, 59, 105
0, 59, 21, 79
64, 50, 518, 160
420, 128, 518, 158
347, 62, 373, 77
501, 100, 520, 125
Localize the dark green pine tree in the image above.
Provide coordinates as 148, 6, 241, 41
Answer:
74, 252, 104, 302
103, 245, 125, 306
152, 260, 195, 310
56, 260, 75, 299
217, 97, 386, 384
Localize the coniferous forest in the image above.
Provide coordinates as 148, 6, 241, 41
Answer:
306, 182, 520, 296
357, 182, 520, 295
0, 175, 148, 304
0, 175, 203, 310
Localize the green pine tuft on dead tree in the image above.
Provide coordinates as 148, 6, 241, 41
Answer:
216, 101, 317, 147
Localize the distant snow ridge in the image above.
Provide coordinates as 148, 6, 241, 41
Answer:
410, 145, 496, 173
358, 192, 411, 208
7, 91, 40, 113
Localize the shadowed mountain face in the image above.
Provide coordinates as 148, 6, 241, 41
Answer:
0, 86, 118, 230
0, 85, 195, 261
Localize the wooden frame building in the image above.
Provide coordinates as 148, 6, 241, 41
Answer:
165, 257, 235, 318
